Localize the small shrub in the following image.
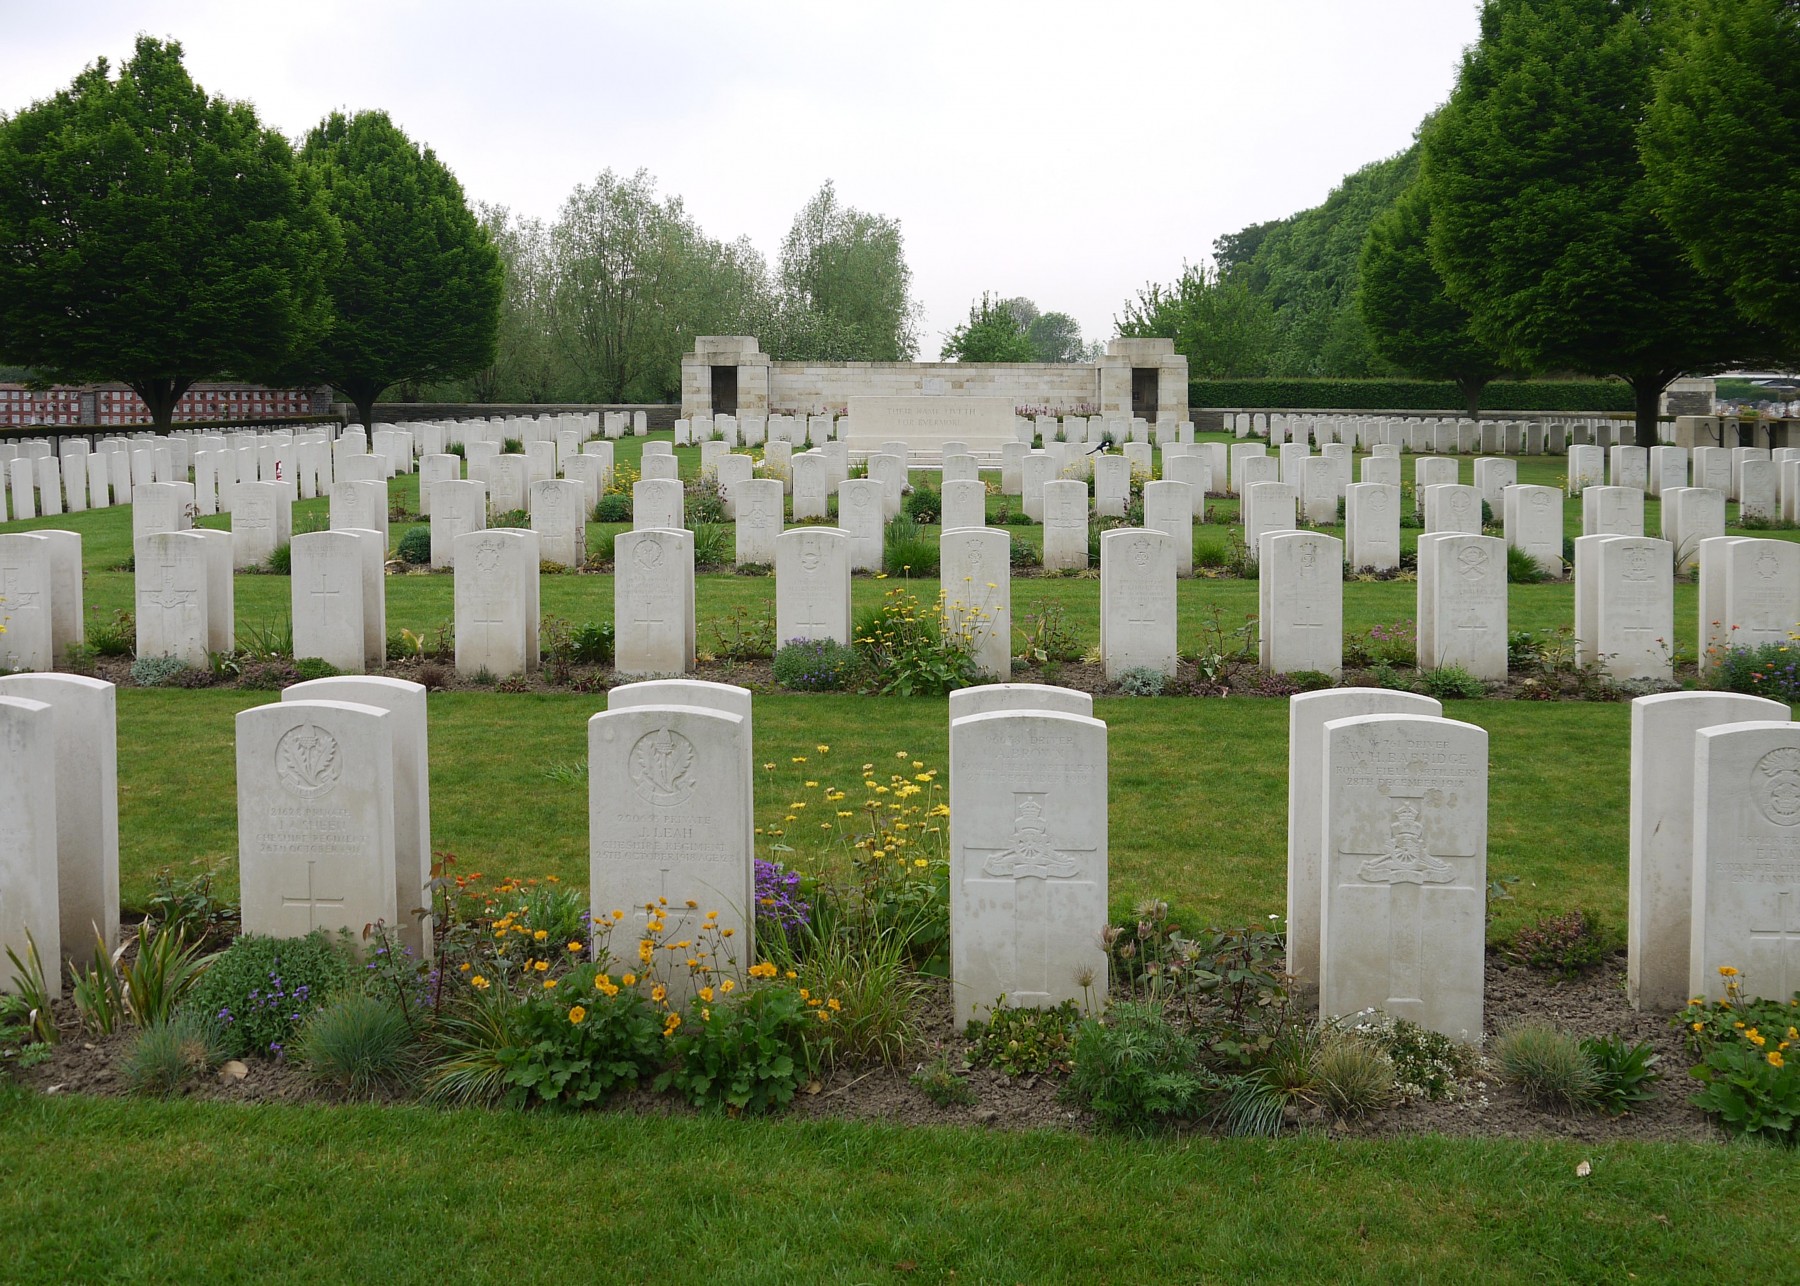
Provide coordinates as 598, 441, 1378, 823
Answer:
1679, 976, 1800, 1145
123, 1011, 228, 1097
183, 931, 353, 1060
690, 523, 731, 568
771, 638, 858, 691
1015, 601, 1083, 667
854, 586, 978, 695
1350, 1012, 1479, 1102
1009, 535, 1040, 568
262, 543, 292, 575
296, 993, 419, 1098
1709, 639, 1800, 703
492, 507, 529, 528
911, 1049, 978, 1106
964, 999, 1080, 1077
1418, 665, 1486, 699
708, 606, 776, 661
1065, 1001, 1211, 1133
396, 525, 432, 565
1282, 669, 1337, 692
657, 978, 821, 1115
904, 485, 942, 523
293, 657, 342, 682
86, 609, 136, 657
146, 861, 238, 946
685, 477, 728, 524
1343, 618, 1416, 669
591, 493, 631, 523
1115, 666, 1167, 697
1506, 909, 1611, 979
1493, 1023, 1600, 1109
130, 654, 192, 688
570, 622, 615, 665
883, 513, 939, 576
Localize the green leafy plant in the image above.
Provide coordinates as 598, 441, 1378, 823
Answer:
853, 585, 980, 696
592, 492, 631, 523
146, 860, 238, 946
296, 992, 420, 1098
263, 542, 292, 575
1708, 637, 1800, 703
70, 933, 127, 1036
1581, 1033, 1661, 1117
685, 476, 728, 524
121, 921, 215, 1027
292, 657, 342, 682
1065, 1001, 1212, 1133
4, 930, 58, 1046
85, 608, 136, 657
964, 999, 1080, 1077
123, 1011, 229, 1097
1506, 543, 1549, 583
1343, 618, 1417, 669
690, 522, 731, 568
492, 965, 665, 1107
1680, 973, 1799, 1145
708, 605, 776, 661
904, 484, 941, 523
1348, 1012, 1480, 1102
784, 932, 925, 1068
1014, 600, 1083, 670
910, 1048, 978, 1107
883, 513, 939, 576
183, 931, 353, 1059
1313, 1027, 1396, 1116
1418, 665, 1486, 699
657, 976, 823, 1115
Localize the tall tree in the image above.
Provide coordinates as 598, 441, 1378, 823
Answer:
940, 293, 1038, 363
467, 203, 557, 403
0, 37, 335, 428
1422, 0, 1775, 446
1116, 263, 1279, 379
1642, 0, 1800, 353
1359, 180, 1508, 415
298, 111, 501, 428
778, 181, 918, 361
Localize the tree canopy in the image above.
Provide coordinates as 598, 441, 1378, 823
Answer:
777, 180, 918, 361
1642, 0, 1800, 353
1116, 263, 1279, 379
297, 110, 502, 428
1422, 0, 1778, 444
0, 36, 335, 428
940, 294, 1039, 363
1358, 179, 1507, 414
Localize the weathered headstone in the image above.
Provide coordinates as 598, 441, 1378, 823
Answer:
1345, 482, 1401, 573
1320, 713, 1488, 1039
1573, 535, 1674, 681
133, 532, 210, 666
530, 479, 587, 568
1423, 483, 1484, 535
430, 479, 487, 569
292, 530, 385, 673
614, 529, 696, 677
0, 675, 118, 962
774, 527, 851, 646
941, 527, 1011, 680
948, 684, 1092, 721
1660, 486, 1725, 574
282, 677, 434, 960
236, 700, 397, 947
632, 478, 685, 531
453, 529, 539, 677
1259, 532, 1343, 677
1627, 692, 1790, 1011
949, 709, 1108, 1013
0, 695, 60, 995
1416, 534, 1507, 679
1100, 529, 1177, 680
1242, 480, 1298, 562
1691, 721, 1800, 1001
1582, 485, 1645, 537
1144, 481, 1194, 577
1503, 484, 1565, 579
838, 479, 884, 572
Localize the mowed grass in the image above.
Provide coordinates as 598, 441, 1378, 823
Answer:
121, 690, 1629, 941
1, 1087, 1795, 1285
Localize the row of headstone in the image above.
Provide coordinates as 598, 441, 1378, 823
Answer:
1220, 411, 1640, 454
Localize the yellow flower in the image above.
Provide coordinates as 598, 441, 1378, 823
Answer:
699, 986, 715, 1003
792, 756, 807, 764
651, 984, 668, 1003
785, 970, 797, 980
816, 1009, 831, 1023
568, 1005, 588, 1025
720, 979, 735, 994
1691, 1021, 1704, 1032
1719, 965, 1740, 977
533, 929, 548, 942
685, 899, 698, 909
895, 750, 909, 759
1770, 1051, 1786, 1069
804, 780, 819, 788
816, 744, 830, 754
621, 973, 637, 987
533, 959, 549, 973
798, 988, 811, 1000
567, 941, 584, 953
543, 979, 558, 989
827, 997, 842, 1012
470, 975, 491, 990
459, 962, 471, 973
914, 858, 928, 868
722, 928, 735, 938
702, 1007, 711, 1021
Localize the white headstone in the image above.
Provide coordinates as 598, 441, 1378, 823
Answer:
614, 529, 696, 677
941, 527, 1011, 680
775, 527, 851, 646
1345, 482, 1401, 573
0, 695, 60, 995
949, 709, 1108, 1013
1144, 481, 1194, 577
838, 479, 884, 572
236, 700, 397, 947
1628, 692, 1790, 1011
530, 479, 587, 569
1573, 535, 1674, 681
430, 479, 487, 569
633, 478, 685, 531
282, 677, 434, 960
1259, 532, 1343, 677
1100, 529, 1177, 680
1416, 534, 1507, 680
1502, 484, 1565, 579
133, 532, 210, 666
1320, 713, 1487, 1040
948, 684, 1092, 721
292, 530, 384, 673
1242, 481, 1298, 562
453, 529, 539, 677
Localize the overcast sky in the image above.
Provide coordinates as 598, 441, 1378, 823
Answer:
3, 0, 1480, 354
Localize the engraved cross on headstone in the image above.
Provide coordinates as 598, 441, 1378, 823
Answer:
137, 560, 194, 613
963, 792, 1096, 1005
1337, 792, 1476, 1019
1748, 889, 1800, 996
0, 564, 40, 610
282, 859, 346, 931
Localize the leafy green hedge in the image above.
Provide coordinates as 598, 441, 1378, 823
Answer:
1191, 379, 1634, 413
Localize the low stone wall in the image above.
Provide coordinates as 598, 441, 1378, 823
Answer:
367, 402, 679, 429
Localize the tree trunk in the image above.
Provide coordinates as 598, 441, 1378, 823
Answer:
354, 393, 377, 432
128, 377, 194, 431
1626, 374, 1666, 450
1457, 376, 1487, 419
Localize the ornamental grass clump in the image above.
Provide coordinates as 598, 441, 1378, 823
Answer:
297, 993, 419, 1099
123, 1011, 228, 1098
1492, 1022, 1601, 1110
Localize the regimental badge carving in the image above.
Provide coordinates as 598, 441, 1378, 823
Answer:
1531, 492, 1550, 511
1129, 537, 1153, 569
1354, 799, 1456, 885
1624, 545, 1653, 580
276, 722, 340, 798
1369, 490, 1389, 512
1757, 549, 1780, 580
474, 539, 504, 573
630, 728, 697, 806
634, 539, 663, 571
799, 536, 822, 572
1751, 747, 1800, 826
1298, 540, 1319, 573
980, 795, 1079, 879
1456, 546, 1488, 581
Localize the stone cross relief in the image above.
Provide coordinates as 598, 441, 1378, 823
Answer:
0, 563, 41, 611
964, 791, 1095, 1005
137, 560, 195, 615
1748, 889, 1800, 997
1337, 789, 1475, 1018
282, 858, 346, 931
